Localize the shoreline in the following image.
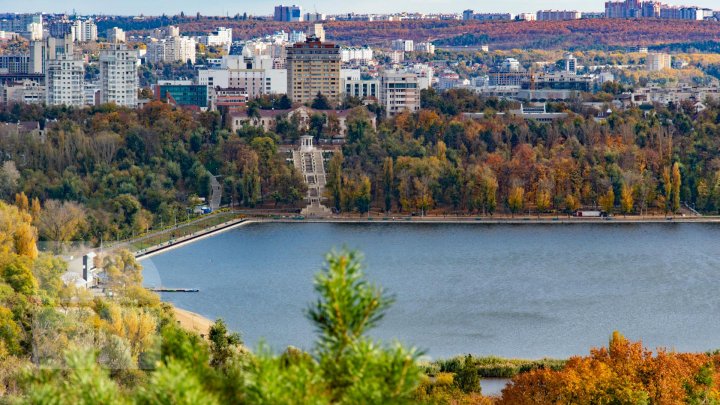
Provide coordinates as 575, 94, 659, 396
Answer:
135, 214, 720, 260
172, 306, 214, 337
257, 215, 720, 225
135, 218, 252, 260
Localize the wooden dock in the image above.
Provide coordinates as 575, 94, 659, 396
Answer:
147, 287, 199, 293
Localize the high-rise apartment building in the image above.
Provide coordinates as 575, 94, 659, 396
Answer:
391, 39, 414, 52
107, 27, 125, 43
0, 14, 42, 35
146, 36, 196, 64
646, 52, 672, 71
379, 70, 420, 117
286, 37, 341, 106
309, 24, 325, 43
99, 44, 139, 107
274, 5, 303, 22
72, 19, 97, 42
30, 35, 74, 76
46, 54, 84, 106
0, 55, 30, 74
304, 12, 326, 22
536, 10, 581, 21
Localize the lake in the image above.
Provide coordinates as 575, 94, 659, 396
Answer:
141, 222, 720, 359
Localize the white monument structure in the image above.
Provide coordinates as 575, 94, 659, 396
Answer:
292, 135, 332, 216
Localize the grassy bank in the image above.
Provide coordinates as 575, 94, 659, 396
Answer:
422, 355, 567, 379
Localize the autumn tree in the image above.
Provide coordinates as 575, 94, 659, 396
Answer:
508, 187, 525, 218
564, 194, 580, 216
535, 188, 551, 218
620, 184, 634, 216
382, 157, 394, 213
672, 162, 681, 213
36, 200, 86, 250
599, 187, 615, 215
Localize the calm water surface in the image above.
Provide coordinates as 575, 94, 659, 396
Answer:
142, 222, 720, 359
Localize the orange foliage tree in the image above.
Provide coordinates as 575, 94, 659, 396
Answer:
499, 331, 720, 404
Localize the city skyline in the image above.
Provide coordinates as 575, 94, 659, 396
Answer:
3, 0, 719, 17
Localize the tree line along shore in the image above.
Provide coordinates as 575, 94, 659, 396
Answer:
2, 89, 720, 249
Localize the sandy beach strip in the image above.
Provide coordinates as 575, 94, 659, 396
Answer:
173, 306, 214, 337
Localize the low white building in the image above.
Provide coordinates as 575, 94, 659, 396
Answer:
3, 80, 45, 104
200, 27, 232, 51
341, 46, 373, 64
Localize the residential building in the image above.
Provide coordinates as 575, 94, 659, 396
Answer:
49, 20, 73, 38
146, 36, 196, 64
286, 36, 341, 106
416, 42, 435, 54
379, 69, 420, 117
625, 84, 720, 106
84, 82, 100, 106
646, 52, 672, 71
518, 71, 593, 100
199, 65, 264, 99
309, 24, 326, 43
581, 12, 606, 19
341, 46, 373, 64
438, 72, 463, 90
391, 39, 414, 52
212, 87, 249, 111
200, 27, 233, 51
274, 5, 303, 22
99, 44, 139, 107
289, 30, 306, 44
107, 27, 125, 43
0, 13, 42, 37
26, 22, 42, 41
304, 12, 326, 22
72, 19, 97, 42
0, 55, 30, 74
46, 54, 84, 106
488, 58, 530, 86
151, 26, 180, 39
343, 78, 379, 100
536, 10, 581, 21
605, 0, 713, 20
517, 13, 537, 21
462, 10, 513, 21
2, 80, 45, 104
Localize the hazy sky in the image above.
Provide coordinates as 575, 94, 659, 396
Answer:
5, 0, 719, 16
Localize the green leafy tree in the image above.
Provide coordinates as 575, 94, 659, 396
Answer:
311, 92, 332, 110
454, 355, 481, 394
208, 319, 242, 368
